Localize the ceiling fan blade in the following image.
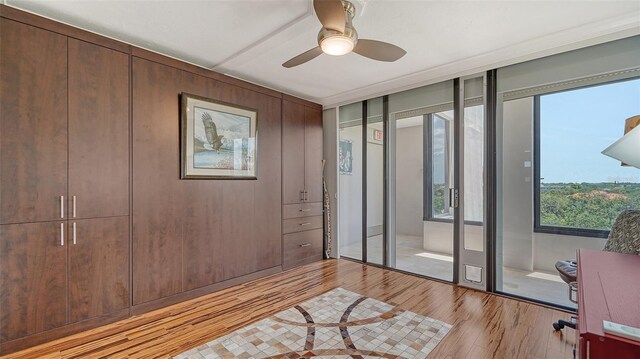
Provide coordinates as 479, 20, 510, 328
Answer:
313, 0, 346, 33
282, 47, 323, 68
353, 39, 407, 62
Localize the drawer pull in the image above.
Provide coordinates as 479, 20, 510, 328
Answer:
300, 209, 311, 212
299, 222, 311, 226
299, 243, 311, 248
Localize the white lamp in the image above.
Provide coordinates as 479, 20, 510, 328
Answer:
602, 115, 640, 169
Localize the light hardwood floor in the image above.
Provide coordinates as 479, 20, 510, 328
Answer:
1, 259, 575, 358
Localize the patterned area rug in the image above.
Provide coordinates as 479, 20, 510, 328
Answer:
175, 287, 452, 359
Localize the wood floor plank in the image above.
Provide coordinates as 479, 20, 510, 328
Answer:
1, 259, 575, 358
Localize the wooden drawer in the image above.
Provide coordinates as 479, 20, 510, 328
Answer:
283, 229, 323, 269
283, 215, 323, 234
282, 202, 323, 219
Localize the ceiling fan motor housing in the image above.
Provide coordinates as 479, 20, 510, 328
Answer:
317, 0, 358, 50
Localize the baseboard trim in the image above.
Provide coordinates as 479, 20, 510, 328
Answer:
131, 265, 283, 316
0, 307, 130, 355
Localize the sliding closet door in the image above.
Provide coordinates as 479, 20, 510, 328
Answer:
337, 97, 385, 264
366, 97, 385, 265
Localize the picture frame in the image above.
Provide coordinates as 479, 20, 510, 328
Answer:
180, 93, 258, 179
339, 139, 353, 175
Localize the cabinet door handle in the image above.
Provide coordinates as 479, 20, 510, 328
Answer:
60, 195, 65, 219
299, 243, 311, 248
72, 222, 77, 245
60, 223, 64, 246
72, 196, 77, 218
299, 222, 311, 226
300, 190, 305, 201
304, 190, 309, 201
299, 208, 311, 212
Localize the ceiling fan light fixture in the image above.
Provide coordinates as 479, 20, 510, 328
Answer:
320, 35, 354, 56
282, 0, 406, 67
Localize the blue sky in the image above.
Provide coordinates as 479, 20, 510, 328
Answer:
540, 78, 640, 183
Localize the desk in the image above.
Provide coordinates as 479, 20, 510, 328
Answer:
576, 249, 640, 358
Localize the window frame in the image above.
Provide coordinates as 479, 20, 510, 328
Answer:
533, 93, 611, 239
424, 113, 450, 222
423, 113, 483, 226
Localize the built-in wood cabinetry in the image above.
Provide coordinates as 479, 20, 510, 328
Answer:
282, 99, 324, 269
0, 5, 323, 354
68, 38, 130, 219
283, 101, 306, 204
304, 106, 324, 203
0, 222, 68, 342
283, 100, 324, 204
0, 19, 68, 225
0, 17, 130, 351
68, 217, 130, 323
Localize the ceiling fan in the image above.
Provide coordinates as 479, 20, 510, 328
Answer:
282, 0, 406, 68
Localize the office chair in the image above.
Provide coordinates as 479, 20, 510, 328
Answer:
553, 209, 640, 331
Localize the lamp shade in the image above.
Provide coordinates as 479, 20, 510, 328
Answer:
602, 124, 640, 169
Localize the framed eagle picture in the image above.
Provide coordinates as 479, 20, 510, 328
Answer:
180, 93, 258, 179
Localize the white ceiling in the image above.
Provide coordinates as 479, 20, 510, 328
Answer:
7, 0, 639, 107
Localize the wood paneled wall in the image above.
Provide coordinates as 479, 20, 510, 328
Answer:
131, 57, 283, 307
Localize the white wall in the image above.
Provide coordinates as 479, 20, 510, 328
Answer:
501, 97, 534, 271
534, 233, 606, 271
423, 221, 483, 254
395, 125, 424, 236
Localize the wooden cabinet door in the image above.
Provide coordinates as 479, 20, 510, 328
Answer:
69, 217, 129, 323
304, 106, 324, 203
0, 19, 68, 224
282, 100, 306, 204
0, 222, 67, 342
68, 39, 130, 220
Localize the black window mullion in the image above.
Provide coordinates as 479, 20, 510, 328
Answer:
382, 95, 389, 267
485, 69, 498, 293
362, 100, 368, 263
452, 77, 461, 285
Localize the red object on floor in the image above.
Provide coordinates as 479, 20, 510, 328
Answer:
576, 249, 640, 359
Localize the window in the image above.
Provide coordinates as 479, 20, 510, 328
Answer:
534, 78, 640, 237
424, 109, 484, 226
425, 112, 453, 221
